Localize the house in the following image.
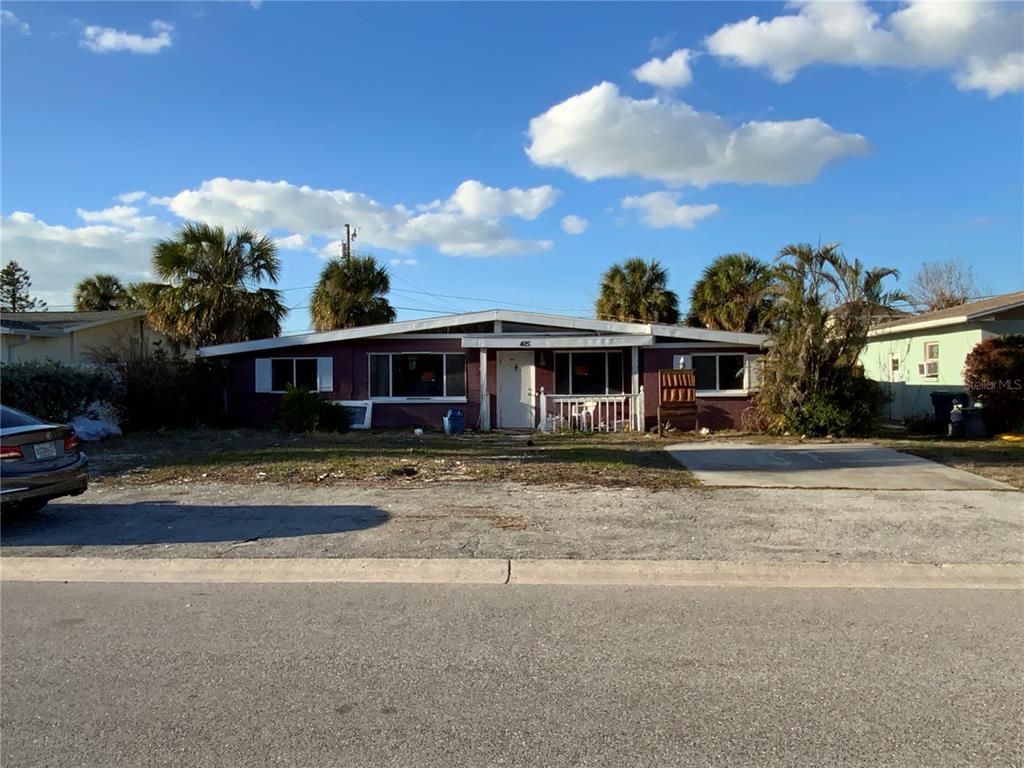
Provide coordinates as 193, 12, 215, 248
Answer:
0, 311, 171, 364
197, 309, 768, 432
860, 290, 1024, 422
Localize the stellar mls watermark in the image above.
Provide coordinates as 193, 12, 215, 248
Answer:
966, 378, 1023, 392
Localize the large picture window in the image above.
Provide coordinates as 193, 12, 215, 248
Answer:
553, 351, 624, 395
693, 353, 746, 392
369, 353, 467, 399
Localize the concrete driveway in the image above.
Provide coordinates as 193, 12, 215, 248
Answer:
665, 442, 1014, 491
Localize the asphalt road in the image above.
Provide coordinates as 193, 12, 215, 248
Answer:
2, 582, 1021, 767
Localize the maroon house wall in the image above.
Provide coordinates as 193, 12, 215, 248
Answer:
222, 339, 758, 431
640, 346, 759, 431
225, 338, 483, 429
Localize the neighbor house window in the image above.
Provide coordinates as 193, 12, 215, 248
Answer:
919, 342, 939, 377
369, 353, 466, 399
692, 353, 746, 392
553, 351, 624, 395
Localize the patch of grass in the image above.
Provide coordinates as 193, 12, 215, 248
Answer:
875, 436, 1024, 490
86, 429, 697, 491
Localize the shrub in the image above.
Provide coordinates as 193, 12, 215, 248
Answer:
0, 361, 115, 422
965, 335, 1024, 433
282, 387, 351, 433
781, 376, 886, 437
100, 348, 230, 431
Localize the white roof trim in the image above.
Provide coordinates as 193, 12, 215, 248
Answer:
198, 308, 768, 357
461, 335, 654, 349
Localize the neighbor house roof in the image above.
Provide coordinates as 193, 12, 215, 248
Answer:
867, 290, 1024, 338
0, 310, 147, 338
198, 309, 769, 357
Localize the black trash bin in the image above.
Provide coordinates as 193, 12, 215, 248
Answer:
961, 406, 987, 439
930, 391, 966, 428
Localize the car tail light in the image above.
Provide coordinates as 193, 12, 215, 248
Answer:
0, 445, 24, 461
64, 432, 80, 452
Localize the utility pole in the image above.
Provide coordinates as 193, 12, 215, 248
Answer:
342, 224, 357, 262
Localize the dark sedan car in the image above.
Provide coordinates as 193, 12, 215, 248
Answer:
1, 405, 88, 513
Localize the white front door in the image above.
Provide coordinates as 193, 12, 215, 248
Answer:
497, 350, 535, 428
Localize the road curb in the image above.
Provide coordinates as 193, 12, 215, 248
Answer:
510, 559, 1024, 589
0, 557, 510, 585
3, 557, 1022, 589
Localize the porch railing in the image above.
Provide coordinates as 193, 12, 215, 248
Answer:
537, 387, 645, 433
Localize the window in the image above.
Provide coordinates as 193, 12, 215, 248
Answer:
552, 352, 624, 395
255, 357, 332, 394
889, 354, 901, 374
920, 342, 939, 377
369, 353, 466, 399
692, 354, 747, 393
270, 358, 319, 392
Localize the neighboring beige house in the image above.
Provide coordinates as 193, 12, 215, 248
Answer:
860, 291, 1024, 422
0, 311, 174, 364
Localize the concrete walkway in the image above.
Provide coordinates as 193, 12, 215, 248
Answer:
665, 441, 1014, 490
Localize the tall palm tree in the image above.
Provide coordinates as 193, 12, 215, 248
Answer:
74, 274, 129, 311
595, 258, 679, 324
149, 223, 287, 347
687, 253, 775, 333
310, 255, 396, 331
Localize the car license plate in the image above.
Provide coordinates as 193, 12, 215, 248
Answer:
33, 441, 58, 459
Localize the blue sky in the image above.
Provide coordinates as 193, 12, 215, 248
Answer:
2, 1, 1022, 332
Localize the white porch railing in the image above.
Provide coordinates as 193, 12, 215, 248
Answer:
537, 387, 645, 433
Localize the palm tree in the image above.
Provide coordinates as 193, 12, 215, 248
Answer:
595, 258, 679, 324
756, 241, 907, 434
149, 223, 287, 347
74, 274, 129, 311
310, 255, 396, 331
687, 253, 774, 333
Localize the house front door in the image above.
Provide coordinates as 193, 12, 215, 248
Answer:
497, 350, 535, 428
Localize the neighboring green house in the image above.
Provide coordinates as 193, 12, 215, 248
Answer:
860, 290, 1024, 422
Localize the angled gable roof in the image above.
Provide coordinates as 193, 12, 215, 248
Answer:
868, 291, 1024, 337
0, 310, 148, 337
198, 309, 768, 357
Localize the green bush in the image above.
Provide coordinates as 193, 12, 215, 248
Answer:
0, 361, 115, 422
102, 350, 230, 431
282, 387, 351, 433
782, 376, 886, 437
965, 335, 1024, 433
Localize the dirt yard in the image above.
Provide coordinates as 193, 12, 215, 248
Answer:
85, 429, 697, 491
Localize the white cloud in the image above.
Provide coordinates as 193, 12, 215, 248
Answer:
152, 177, 557, 257
525, 82, 869, 186
388, 258, 418, 267
633, 49, 693, 89
954, 52, 1024, 98
0, 210, 164, 307
706, 0, 1024, 97
75, 205, 170, 237
560, 215, 588, 235
276, 233, 310, 251
1, 10, 30, 35
116, 190, 147, 204
80, 19, 173, 54
621, 192, 719, 229
250, 0, 263, 7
